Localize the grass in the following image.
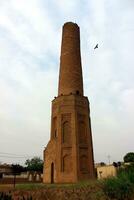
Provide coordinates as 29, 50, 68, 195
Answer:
0, 180, 99, 191
14, 179, 99, 190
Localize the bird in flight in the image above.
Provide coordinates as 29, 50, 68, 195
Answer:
94, 44, 98, 49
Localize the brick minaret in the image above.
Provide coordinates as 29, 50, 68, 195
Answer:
43, 22, 95, 183
58, 22, 83, 96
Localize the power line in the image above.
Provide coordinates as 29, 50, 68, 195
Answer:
0, 155, 28, 159
0, 152, 39, 157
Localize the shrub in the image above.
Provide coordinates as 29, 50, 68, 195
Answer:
0, 192, 33, 200
124, 152, 134, 163
103, 175, 134, 200
118, 163, 134, 184
0, 192, 12, 200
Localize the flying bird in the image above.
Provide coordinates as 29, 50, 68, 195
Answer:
94, 44, 98, 49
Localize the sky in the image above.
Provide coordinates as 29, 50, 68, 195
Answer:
0, 0, 134, 165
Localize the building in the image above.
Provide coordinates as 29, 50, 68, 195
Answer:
43, 22, 95, 183
96, 165, 117, 179
0, 164, 12, 178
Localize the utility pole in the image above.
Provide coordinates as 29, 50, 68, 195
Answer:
107, 155, 111, 165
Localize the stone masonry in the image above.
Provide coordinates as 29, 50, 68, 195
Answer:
43, 22, 95, 183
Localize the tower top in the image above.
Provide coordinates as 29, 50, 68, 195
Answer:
63, 22, 79, 28
58, 22, 83, 96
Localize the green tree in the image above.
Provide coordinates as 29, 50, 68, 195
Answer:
25, 157, 43, 172
11, 164, 25, 174
11, 164, 25, 188
124, 152, 134, 163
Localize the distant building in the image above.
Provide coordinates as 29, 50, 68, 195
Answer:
96, 165, 117, 179
0, 164, 12, 178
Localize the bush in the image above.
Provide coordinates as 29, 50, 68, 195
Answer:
0, 192, 32, 200
0, 192, 12, 200
103, 175, 134, 200
118, 163, 134, 184
124, 152, 134, 163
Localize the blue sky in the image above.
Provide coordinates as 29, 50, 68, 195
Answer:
0, 0, 134, 165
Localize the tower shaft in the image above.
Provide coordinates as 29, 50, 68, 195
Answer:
58, 22, 83, 96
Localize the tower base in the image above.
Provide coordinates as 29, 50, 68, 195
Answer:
43, 94, 95, 183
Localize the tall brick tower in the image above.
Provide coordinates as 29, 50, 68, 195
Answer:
43, 22, 95, 183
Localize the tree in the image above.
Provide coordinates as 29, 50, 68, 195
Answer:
113, 162, 122, 168
100, 162, 106, 166
124, 152, 134, 163
11, 164, 25, 188
113, 162, 118, 167
11, 164, 25, 174
25, 157, 43, 172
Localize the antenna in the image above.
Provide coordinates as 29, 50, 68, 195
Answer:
107, 155, 111, 165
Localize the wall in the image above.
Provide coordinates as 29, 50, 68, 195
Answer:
97, 165, 117, 179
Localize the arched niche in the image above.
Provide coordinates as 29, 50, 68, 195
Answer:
52, 117, 57, 139
78, 121, 87, 144
62, 121, 71, 144
51, 162, 54, 183
80, 155, 88, 172
62, 154, 71, 172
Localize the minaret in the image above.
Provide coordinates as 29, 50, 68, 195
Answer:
43, 22, 95, 183
58, 22, 83, 96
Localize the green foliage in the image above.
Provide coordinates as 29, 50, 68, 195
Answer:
16, 181, 97, 190
124, 152, 134, 163
11, 164, 26, 188
103, 176, 133, 200
118, 163, 134, 184
25, 157, 43, 172
0, 192, 12, 200
11, 164, 25, 175
16, 183, 45, 190
103, 153, 134, 199
103, 165, 134, 200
